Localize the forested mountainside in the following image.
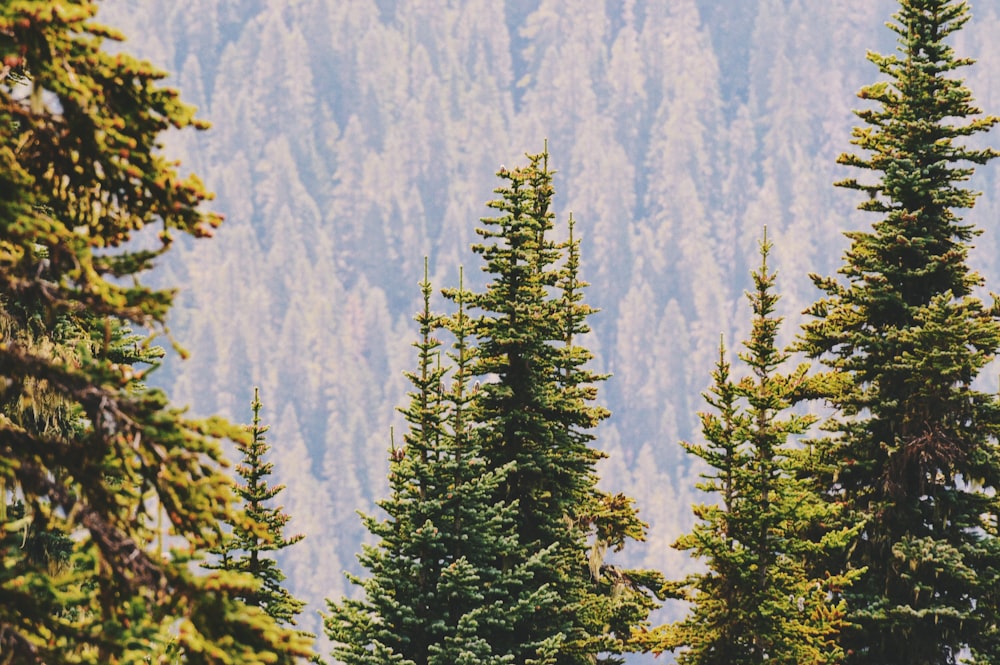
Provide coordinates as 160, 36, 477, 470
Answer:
96, 0, 1000, 652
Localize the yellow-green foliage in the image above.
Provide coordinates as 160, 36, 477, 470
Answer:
0, 2, 312, 663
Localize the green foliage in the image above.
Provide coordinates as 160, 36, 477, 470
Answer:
205, 389, 311, 632
327, 261, 562, 665
459, 147, 662, 663
82, 1, 959, 628
799, 2, 1000, 663
657, 236, 857, 665
0, 2, 312, 662
328, 151, 661, 665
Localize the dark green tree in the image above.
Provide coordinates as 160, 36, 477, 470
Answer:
660, 236, 856, 665
205, 388, 309, 629
329, 149, 660, 663
0, 2, 312, 662
799, 2, 1000, 663
456, 148, 661, 664
326, 262, 561, 665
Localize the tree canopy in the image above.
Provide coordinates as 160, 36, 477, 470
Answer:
0, 2, 312, 662
328, 149, 661, 665
799, 1, 1000, 662
659, 234, 857, 665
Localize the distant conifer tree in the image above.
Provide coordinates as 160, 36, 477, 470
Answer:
205, 389, 309, 630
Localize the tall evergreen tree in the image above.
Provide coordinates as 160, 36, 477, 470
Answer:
326, 262, 561, 665
799, 2, 1000, 663
205, 388, 309, 628
455, 147, 661, 664
0, 3, 312, 662
329, 151, 659, 664
660, 236, 855, 665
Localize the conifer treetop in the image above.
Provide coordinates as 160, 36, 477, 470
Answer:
799, 2, 1000, 663
659, 234, 854, 665
205, 388, 308, 629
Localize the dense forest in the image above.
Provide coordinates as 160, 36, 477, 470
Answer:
4, 0, 1000, 663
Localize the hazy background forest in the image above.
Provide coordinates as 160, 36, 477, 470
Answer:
95, 0, 1000, 658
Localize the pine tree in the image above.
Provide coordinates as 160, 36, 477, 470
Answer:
798, 2, 1000, 663
205, 388, 309, 628
329, 150, 659, 663
326, 262, 561, 665
660, 235, 855, 665
0, 3, 311, 662
455, 147, 661, 664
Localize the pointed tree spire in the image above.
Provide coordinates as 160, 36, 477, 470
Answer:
799, 2, 1000, 662
460, 146, 660, 663
206, 389, 308, 629
330, 149, 658, 665
660, 234, 855, 665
